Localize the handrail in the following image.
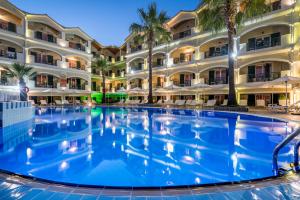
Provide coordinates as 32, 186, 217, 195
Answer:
273, 128, 300, 176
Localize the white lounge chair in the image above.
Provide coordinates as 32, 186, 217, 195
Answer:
63, 100, 71, 105
117, 99, 125, 104
175, 100, 186, 106
156, 99, 163, 105
55, 100, 63, 106
240, 99, 248, 106
256, 99, 266, 107
204, 99, 216, 107
75, 100, 81, 105
140, 99, 147, 104
40, 100, 48, 106
221, 99, 228, 106
82, 100, 88, 105
164, 100, 174, 106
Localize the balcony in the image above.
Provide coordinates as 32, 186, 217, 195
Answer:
0, 50, 23, 62
69, 42, 86, 52
130, 45, 143, 53
172, 28, 196, 41
173, 80, 192, 87
69, 84, 86, 90
240, 34, 290, 55
35, 83, 58, 89
130, 65, 144, 73
28, 55, 59, 66
207, 77, 228, 85
247, 72, 280, 83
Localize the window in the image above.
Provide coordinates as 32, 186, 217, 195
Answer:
272, 1, 281, 11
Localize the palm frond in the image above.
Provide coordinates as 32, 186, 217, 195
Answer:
197, 6, 225, 33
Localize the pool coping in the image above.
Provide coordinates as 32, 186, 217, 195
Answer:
8, 106, 300, 195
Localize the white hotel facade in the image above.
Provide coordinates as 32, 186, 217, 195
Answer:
0, 0, 93, 103
125, 0, 300, 106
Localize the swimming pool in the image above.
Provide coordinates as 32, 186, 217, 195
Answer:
0, 106, 297, 188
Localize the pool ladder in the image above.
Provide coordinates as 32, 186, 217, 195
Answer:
273, 128, 300, 176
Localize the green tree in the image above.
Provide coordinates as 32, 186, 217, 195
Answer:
130, 2, 171, 104
198, 0, 269, 106
92, 58, 108, 103
3, 63, 36, 101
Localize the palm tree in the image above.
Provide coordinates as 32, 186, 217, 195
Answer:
130, 2, 171, 104
92, 58, 108, 103
3, 63, 36, 101
198, 0, 269, 106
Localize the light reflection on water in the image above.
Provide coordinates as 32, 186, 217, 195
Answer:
0, 106, 297, 187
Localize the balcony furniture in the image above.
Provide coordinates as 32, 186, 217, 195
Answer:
203, 99, 216, 107
256, 99, 266, 107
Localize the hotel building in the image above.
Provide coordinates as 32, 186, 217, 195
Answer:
0, 0, 93, 104
125, 0, 300, 106
91, 42, 127, 103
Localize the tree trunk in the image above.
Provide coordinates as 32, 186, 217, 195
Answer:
226, 2, 238, 106
19, 79, 27, 101
102, 70, 106, 104
147, 31, 154, 104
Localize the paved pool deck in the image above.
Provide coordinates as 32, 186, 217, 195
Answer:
1, 107, 300, 199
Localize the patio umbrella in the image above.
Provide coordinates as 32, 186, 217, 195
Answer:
269, 75, 300, 109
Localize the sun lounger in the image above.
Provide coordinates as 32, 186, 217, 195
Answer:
117, 99, 125, 104
175, 100, 186, 106
164, 100, 174, 106
204, 99, 216, 107
55, 100, 63, 106
63, 100, 71, 105
75, 100, 81, 105
40, 100, 48, 106
221, 99, 228, 106
186, 100, 203, 107
156, 99, 163, 105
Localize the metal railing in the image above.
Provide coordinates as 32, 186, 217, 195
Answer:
273, 128, 300, 176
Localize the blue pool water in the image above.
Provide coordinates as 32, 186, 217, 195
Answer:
0, 106, 297, 187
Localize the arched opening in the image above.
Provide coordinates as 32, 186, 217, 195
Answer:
65, 56, 88, 71
170, 46, 195, 65
170, 71, 195, 87
28, 21, 61, 43
199, 38, 228, 59
200, 67, 228, 85
0, 8, 22, 33
240, 24, 290, 52
0, 39, 23, 60
28, 48, 62, 66
129, 58, 144, 72
152, 53, 166, 68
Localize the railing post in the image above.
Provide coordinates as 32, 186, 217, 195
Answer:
272, 128, 300, 176
294, 141, 300, 171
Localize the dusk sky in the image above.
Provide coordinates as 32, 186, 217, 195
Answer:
9, 0, 200, 46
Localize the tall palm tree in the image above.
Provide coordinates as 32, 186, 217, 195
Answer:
92, 58, 108, 103
130, 2, 171, 104
198, 0, 269, 106
3, 63, 36, 101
